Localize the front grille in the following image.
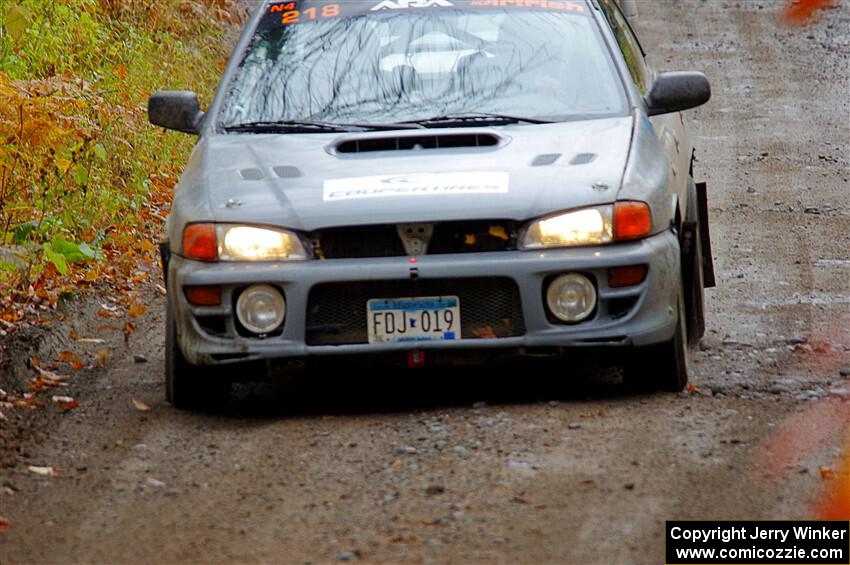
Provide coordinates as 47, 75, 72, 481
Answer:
306, 278, 525, 346
316, 220, 518, 259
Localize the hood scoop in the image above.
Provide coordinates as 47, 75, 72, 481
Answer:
333, 132, 501, 155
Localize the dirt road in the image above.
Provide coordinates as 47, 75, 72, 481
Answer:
2, 1, 848, 563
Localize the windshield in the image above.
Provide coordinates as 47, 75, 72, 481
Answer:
218, 0, 627, 128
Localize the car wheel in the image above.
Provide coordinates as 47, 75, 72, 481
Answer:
682, 177, 706, 345
622, 291, 689, 393
165, 302, 231, 411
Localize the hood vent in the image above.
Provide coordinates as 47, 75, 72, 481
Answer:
334, 133, 500, 154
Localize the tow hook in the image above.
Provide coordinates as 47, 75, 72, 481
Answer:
408, 350, 426, 368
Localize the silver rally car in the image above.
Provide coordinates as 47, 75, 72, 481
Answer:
149, 0, 714, 409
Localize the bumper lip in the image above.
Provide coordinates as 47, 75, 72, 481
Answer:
170, 230, 681, 365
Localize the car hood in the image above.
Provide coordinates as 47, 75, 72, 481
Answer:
194, 117, 634, 231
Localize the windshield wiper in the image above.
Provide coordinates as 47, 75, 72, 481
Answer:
223, 120, 426, 133
398, 113, 554, 128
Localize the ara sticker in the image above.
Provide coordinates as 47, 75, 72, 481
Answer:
371, 0, 455, 10
323, 172, 509, 202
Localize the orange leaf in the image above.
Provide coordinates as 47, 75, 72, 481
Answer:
132, 398, 152, 412
472, 326, 497, 339
820, 466, 835, 480
687, 384, 698, 394
116, 64, 127, 80
60, 400, 79, 412
58, 351, 81, 366
128, 304, 147, 318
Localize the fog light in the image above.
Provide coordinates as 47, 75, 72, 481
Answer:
546, 273, 597, 323
236, 284, 285, 335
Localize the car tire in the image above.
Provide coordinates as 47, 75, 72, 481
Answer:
165, 302, 231, 411
622, 290, 689, 393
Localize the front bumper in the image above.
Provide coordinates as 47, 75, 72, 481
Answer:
169, 230, 681, 365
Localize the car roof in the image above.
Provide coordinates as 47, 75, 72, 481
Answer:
260, 0, 598, 16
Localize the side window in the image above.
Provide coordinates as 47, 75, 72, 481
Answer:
599, 0, 650, 94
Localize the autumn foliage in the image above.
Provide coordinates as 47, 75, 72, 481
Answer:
0, 0, 244, 325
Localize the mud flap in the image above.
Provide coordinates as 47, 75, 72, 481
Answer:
159, 241, 171, 285
696, 182, 716, 288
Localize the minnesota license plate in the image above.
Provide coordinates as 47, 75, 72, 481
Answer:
367, 296, 461, 344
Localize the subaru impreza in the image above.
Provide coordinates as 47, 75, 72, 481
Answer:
149, 0, 714, 409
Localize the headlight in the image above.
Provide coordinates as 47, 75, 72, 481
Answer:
521, 206, 613, 249
182, 224, 308, 261
520, 202, 652, 249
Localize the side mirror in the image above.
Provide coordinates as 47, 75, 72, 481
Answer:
148, 91, 205, 134
645, 72, 711, 117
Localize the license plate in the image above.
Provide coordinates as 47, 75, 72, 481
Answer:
367, 296, 461, 344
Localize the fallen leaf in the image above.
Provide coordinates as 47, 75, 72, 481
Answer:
93, 349, 111, 368
123, 321, 136, 344
155, 284, 167, 296
59, 400, 79, 412
472, 326, 497, 339
488, 225, 509, 241
128, 304, 147, 318
58, 351, 82, 366
820, 466, 835, 479
0, 516, 9, 529
132, 398, 152, 412
687, 384, 698, 394
77, 338, 106, 344
27, 465, 55, 476
116, 63, 127, 80
33, 366, 69, 382
464, 234, 476, 245
140, 239, 157, 254
391, 458, 402, 470
68, 330, 78, 341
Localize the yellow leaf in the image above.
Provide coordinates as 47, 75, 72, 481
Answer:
464, 234, 476, 245
128, 304, 147, 318
55, 158, 72, 174
488, 225, 509, 241
4, 5, 31, 42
